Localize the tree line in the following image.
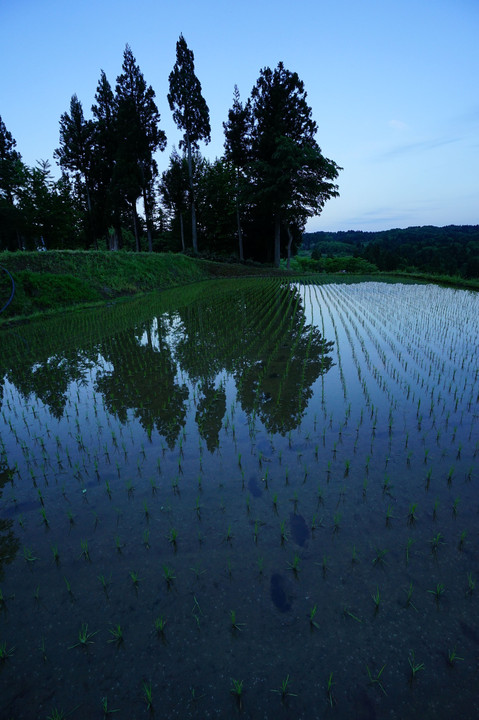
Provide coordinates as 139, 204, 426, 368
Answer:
303, 225, 479, 278
0, 36, 340, 267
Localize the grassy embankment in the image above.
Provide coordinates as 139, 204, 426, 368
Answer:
0, 250, 292, 324
1, 250, 477, 325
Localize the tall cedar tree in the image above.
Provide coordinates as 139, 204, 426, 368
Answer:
115, 45, 166, 251
0, 116, 24, 249
250, 62, 341, 266
54, 95, 95, 245
168, 34, 211, 253
223, 85, 252, 260
91, 70, 122, 249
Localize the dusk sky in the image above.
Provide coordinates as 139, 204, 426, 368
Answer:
1, 0, 477, 233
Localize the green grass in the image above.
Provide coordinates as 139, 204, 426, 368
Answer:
0, 250, 289, 322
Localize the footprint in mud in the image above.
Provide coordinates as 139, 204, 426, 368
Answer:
270, 573, 293, 612
289, 512, 310, 547
247, 475, 262, 497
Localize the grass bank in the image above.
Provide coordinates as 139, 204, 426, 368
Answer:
1, 250, 476, 325
0, 250, 290, 323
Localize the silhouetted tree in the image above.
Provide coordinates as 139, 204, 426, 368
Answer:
54, 94, 95, 245
168, 34, 211, 253
249, 63, 341, 266
115, 45, 167, 251
223, 85, 252, 260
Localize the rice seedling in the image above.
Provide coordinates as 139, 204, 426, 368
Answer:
326, 672, 335, 707
163, 564, 175, 586
79, 539, 91, 561
51, 544, 60, 564
98, 573, 112, 593
428, 582, 445, 601
23, 546, 38, 564
271, 674, 297, 701
230, 678, 244, 708
333, 513, 341, 532
142, 681, 153, 711
372, 547, 388, 567
168, 527, 178, 546
230, 609, 245, 632
69, 623, 99, 649
108, 624, 124, 646
309, 604, 320, 629
385, 504, 395, 525
466, 572, 475, 595
371, 586, 381, 612
287, 553, 301, 575
280, 519, 289, 544
142, 528, 150, 549
192, 595, 202, 628
405, 582, 418, 611
63, 576, 74, 598
408, 650, 424, 680
129, 571, 142, 588
407, 502, 418, 524
367, 663, 387, 696
154, 615, 167, 637
342, 606, 362, 623
447, 647, 464, 667
430, 532, 444, 553
100, 696, 120, 717
0, 640, 15, 661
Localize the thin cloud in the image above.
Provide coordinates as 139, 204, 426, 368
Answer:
378, 135, 459, 160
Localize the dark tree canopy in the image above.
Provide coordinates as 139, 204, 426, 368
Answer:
168, 34, 211, 151
168, 34, 211, 253
249, 62, 341, 266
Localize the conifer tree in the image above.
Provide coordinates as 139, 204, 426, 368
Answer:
168, 34, 210, 253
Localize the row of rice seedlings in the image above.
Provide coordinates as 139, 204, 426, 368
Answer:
1, 279, 478, 717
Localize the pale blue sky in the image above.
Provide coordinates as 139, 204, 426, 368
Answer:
1, 0, 478, 232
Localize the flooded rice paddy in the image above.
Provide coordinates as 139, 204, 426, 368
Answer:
0, 278, 478, 719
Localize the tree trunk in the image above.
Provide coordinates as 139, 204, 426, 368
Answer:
236, 198, 244, 261
179, 212, 185, 252
286, 226, 293, 270
143, 186, 153, 252
186, 134, 198, 253
132, 204, 140, 252
274, 214, 281, 268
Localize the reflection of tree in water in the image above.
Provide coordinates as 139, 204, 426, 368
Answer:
234, 286, 334, 434
95, 317, 188, 449
195, 380, 226, 452
1, 350, 95, 420
0, 462, 19, 580
175, 282, 334, 436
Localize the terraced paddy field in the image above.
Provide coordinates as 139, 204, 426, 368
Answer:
0, 278, 478, 719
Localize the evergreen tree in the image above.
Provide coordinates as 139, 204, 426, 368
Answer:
54, 94, 95, 245
115, 45, 166, 251
168, 34, 211, 253
91, 70, 121, 249
159, 149, 190, 251
0, 116, 25, 249
223, 85, 252, 260
249, 62, 341, 266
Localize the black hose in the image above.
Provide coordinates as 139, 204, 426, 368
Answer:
0, 265, 15, 315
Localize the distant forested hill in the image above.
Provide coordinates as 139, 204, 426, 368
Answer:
302, 225, 479, 278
